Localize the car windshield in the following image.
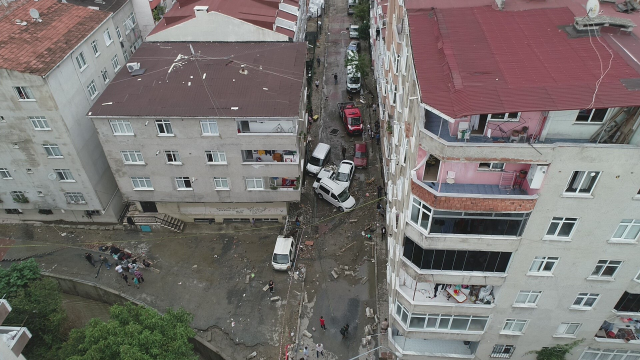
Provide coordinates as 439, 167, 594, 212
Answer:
348, 76, 360, 85
336, 171, 350, 182
355, 151, 366, 158
308, 156, 322, 166
337, 188, 351, 203
348, 117, 361, 125
273, 253, 289, 264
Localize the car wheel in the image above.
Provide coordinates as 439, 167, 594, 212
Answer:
317, 192, 323, 199
339, 207, 345, 212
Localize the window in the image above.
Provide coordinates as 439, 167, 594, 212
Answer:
571, 293, 599, 309
214, 177, 229, 190
38, 209, 53, 215
575, 108, 609, 123
478, 162, 505, 171
488, 113, 520, 122
395, 303, 489, 332
29, 116, 50, 130
155, 119, 173, 135
109, 120, 133, 135
402, 237, 512, 273
564, 171, 600, 195
101, 68, 109, 83
13, 86, 34, 100
246, 177, 264, 190
502, 319, 528, 334
410, 197, 432, 230
115, 26, 122, 40
545, 217, 578, 239
590, 260, 622, 279
5, 209, 22, 215
125, 12, 137, 33
111, 55, 121, 71
579, 348, 640, 360
10, 191, 27, 203
205, 151, 226, 164
131, 177, 153, 190
54, 169, 75, 182
0, 168, 12, 179
65, 192, 86, 204
43, 144, 63, 158
91, 40, 99, 56
611, 220, 640, 242
491, 345, 515, 359
76, 52, 87, 70
614, 291, 640, 313
514, 291, 542, 307
165, 150, 181, 164
87, 80, 98, 99
175, 177, 192, 190
529, 256, 559, 275
121, 151, 144, 164
36, 191, 44, 196
104, 29, 113, 45
556, 322, 581, 336
201, 120, 219, 135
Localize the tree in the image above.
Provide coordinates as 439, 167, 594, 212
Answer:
58, 303, 198, 360
0, 258, 41, 295
353, 0, 370, 23
358, 20, 371, 42
152, 6, 165, 22
525, 339, 584, 360
345, 50, 371, 78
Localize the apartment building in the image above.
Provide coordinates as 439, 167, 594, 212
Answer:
0, 0, 127, 222
87, 41, 307, 223
0, 300, 31, 360
373, 0, 640, 359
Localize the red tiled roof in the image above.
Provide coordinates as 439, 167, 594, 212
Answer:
0, 0, 110, 76
409, 6, 640, 118
88, 42, 306, 118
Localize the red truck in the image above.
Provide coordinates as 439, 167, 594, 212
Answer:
338, 102, 363, 135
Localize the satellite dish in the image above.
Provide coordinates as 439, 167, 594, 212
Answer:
30, 8, 42, 22
47, 173, 57, 180
586, 0, 600, 18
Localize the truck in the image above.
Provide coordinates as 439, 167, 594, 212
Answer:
338, 102, 363, 135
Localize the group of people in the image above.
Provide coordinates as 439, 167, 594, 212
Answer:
84, 245, 151, 289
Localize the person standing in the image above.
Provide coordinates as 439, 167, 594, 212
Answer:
381, 225, 387, 239
333, 73, 338, 85
316, 56, 321, 67
315, 80, 319, 89
84, 253, 95, 267
319, 316, 326, 330
268, 280, 274, 294
303, 346, 309, 360
316, 344, 324, 358
377, 185, 383, 199
295, 216, 301, 227
115, 264, 123, 275
99, 255, 111, 270
134, 270, 144, 283
377, 201, 384, 216
376, 132, 380, 145
341, 145, 346, 160
121, 273, 130, 286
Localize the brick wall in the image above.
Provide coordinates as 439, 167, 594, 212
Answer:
411, 180, 537, 212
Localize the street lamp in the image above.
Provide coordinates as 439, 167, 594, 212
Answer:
345, 345, 403, 360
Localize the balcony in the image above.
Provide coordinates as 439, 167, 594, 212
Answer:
241, 150, 299, 163
237, 120, 296, 134
595, 319, 640, 344
391, 332, 477, 358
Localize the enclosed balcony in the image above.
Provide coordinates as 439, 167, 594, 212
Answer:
237, 119, 296, 134
391, 329, 478, 358
595, 319, 640, 344
241, 150, 299, 163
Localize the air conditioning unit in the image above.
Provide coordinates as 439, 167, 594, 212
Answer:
527, 164, 548, 189
126, 62, 140, 72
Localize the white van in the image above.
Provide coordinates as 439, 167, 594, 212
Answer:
347, 65, 361, 93
306, 143, 331, 176
272, 236, 295, 271
314, 178, 356, 212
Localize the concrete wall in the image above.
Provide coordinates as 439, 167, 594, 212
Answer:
111, 2, 144, 60
130, 0, 155, 38
146, 11, 289, 42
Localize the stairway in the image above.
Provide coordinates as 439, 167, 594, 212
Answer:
129, 214, 185, 232
499, 171, 516, 190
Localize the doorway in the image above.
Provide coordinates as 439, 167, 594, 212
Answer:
471, 114, 488, 135
139, 201, 158, 213
423, 155, 440, 182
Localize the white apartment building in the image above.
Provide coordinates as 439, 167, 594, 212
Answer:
373, 0, 640, 359
88, 42, 307, 224
0, 0, 128, 222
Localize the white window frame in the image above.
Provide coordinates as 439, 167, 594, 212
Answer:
115, 26, 122, 40
43, 144, 63, 158
478, 162, 505, 171
101, 68, 109, 84
246, 177, 264, 190
564, 171, 601, 196
109, 120, 133, 135
104, 29, 113, 46
0, 168, 12, 179
575, 108, 610, 123
611, 219, 640, 242
131, 177, 153, 190
589, 260, 622, 279
29, 116, 50, 130
555, 322, 581, 337
205, 151, 226, 164
490, 345, 515, 359
121, 151, 144, 164
87, 80, 98, 99
10, 191, 27, 203
570, 293, 599, 310
488, 113, 520, 122
111, 55, 121, 71
394, 302, 489, 333
164, 150, 181, 164
76, 51, 88, 71
213, 177, 229, 190
528, 256, 559, 276
54, 169, 75, 182
13, 86, 34, 101
544, 217, 578, 240
91, 40, 100, 56
125, 12, 137, 33
175, 177, 192, 190
65, 192, 86, 204
200, 120, 219, 135
579, 348, 640, 360
501, 319, 528, 335
513, 290, 542, 307
123, 51, 130, 62
155, 119, 174, 136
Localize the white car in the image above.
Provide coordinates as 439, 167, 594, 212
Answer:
315, 178, 356, 212
334, 160, 355, 188
313, 168, 335, 189
349, 25, 359, 39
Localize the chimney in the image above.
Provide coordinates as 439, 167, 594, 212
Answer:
495, 0, 505, 10
193, 5, 208, 17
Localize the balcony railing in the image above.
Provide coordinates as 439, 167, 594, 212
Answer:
242, 150, 299, 163
237, 120, 296, 134
596, 320, 640, 343
390, 333, 477, 358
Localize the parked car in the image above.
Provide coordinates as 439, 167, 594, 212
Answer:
306, 143, 331, 176
348, 0, 356, 14
313, 168, 335, 189
353, 142, 368, 168
349, 25, 359, 39
314, 177, 356, 212
347, 40, 360, 53
272, 235, 295, 271
334, 160, 355, 188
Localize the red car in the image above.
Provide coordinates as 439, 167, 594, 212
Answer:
353, 142, 368, 168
